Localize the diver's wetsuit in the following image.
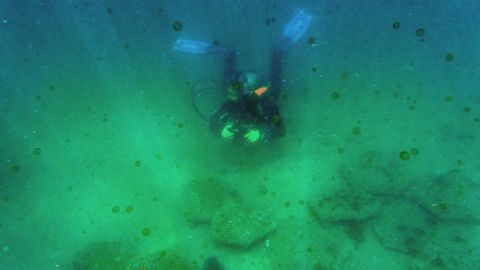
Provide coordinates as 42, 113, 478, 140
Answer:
209, 47, 286, 143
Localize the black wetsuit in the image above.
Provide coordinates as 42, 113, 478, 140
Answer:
209, 47, 286, 143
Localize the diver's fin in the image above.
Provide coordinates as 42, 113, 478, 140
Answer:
173, 38, 226, 55
173, 38, 211, 54
282, 9, 312, 45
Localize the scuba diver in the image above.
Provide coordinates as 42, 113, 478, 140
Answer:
173, 9, 312, 144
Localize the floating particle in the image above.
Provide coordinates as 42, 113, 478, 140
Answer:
415, 28, 425, 37
258, 185, 268, 196
281, 94, 288, 100
134, 160, 142, 166
298, 199, 305, 205
352, 127, 361, 136
409, 105, 416, 111
311, 67, 317, 72
445, 95, 453, 102
142, 227, 151, 236
107, 7, 112, 14
399, 151, 411, 161
284, 201, 290, 208
177, 123, 183, 128
265, 18, 271, 26
32, 147, 42, 155
172, 21, 183, 32
410, 148, 419, 156
126, 205, 134, 213
112, 206, 120, 213
445, 53, 454, 62
337, 147, 345, 154
230, 81, 241, 90
306, 247, 313, 253
463, 106, 471, 113
331, 91, 340, 100
431, 258, 445, 268
102, 112, 108, 122
308, 36, 316, 45
272, 114, 281, 123
413, 227, 425, 236
438, 202, 448, 210
392, 22, 400, 29
10, 165, 20, 173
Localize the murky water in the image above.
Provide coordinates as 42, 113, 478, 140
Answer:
1, 1, 479, 269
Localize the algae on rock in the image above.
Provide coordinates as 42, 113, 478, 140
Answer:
211, 202, 276, 248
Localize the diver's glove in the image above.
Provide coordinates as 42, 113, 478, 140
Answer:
221, 123, 235, 139
221, 122, 261, 143
244, 129, 261, 143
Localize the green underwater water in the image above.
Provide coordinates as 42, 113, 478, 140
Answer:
1, 1, 480, 270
